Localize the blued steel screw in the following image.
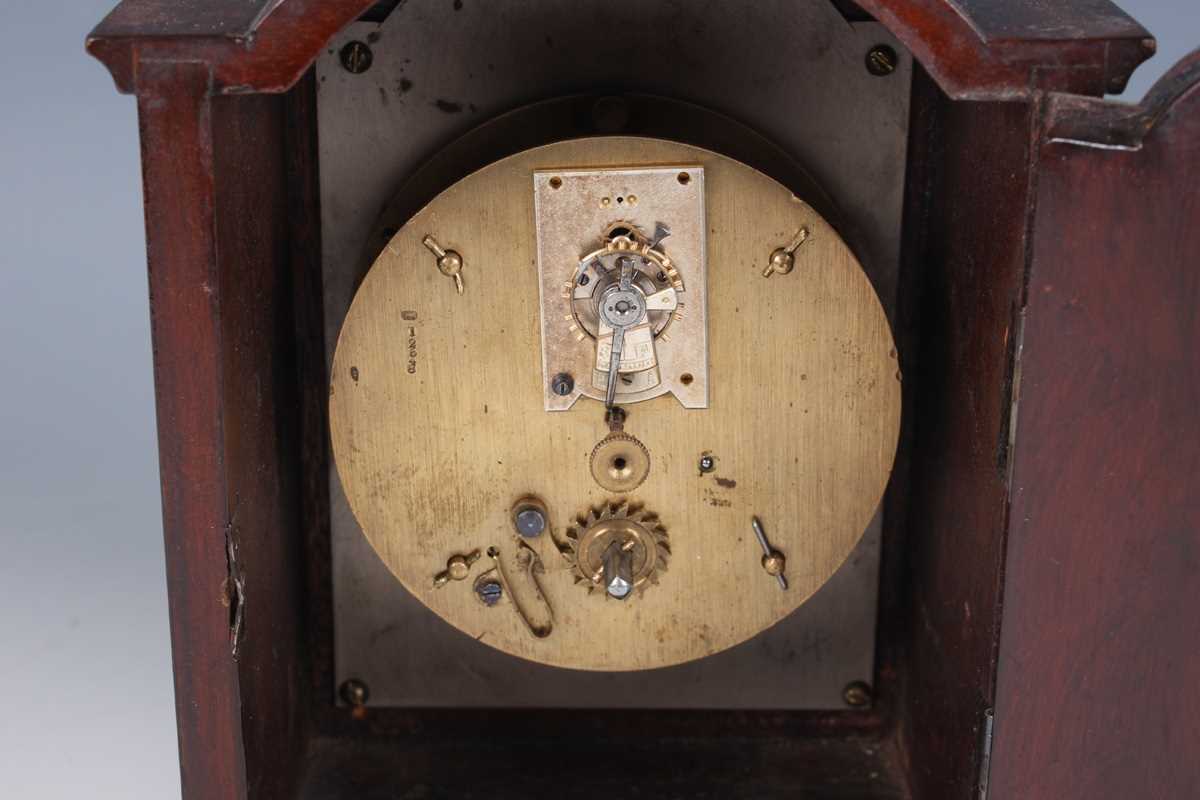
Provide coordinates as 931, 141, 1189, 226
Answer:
340, 41, 374, 74
551, 372, 574, 396
866, 45, 897, 77
699, 454, 716, 473
514, 507, 547, 538
339, 678, 370, 707
843, 680, 873, 708
476, 579, 503, 607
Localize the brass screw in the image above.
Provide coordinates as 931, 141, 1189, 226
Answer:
340, 678, 370, 707
843, 681, 873, 708
866, 45, 897, 77
340, 41, 374, 74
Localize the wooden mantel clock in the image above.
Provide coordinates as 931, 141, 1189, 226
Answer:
88, 1, 1199, 798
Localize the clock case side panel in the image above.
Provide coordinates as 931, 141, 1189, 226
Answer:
897, 53, 1200, 800
989, 51, 1200, 800
133, 64, 312, 800
890, 70, 1037, 800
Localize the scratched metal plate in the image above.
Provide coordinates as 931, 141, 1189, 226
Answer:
316, 0, 910, 708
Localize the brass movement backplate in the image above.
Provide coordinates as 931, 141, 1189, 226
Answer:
328, 137, 901, 672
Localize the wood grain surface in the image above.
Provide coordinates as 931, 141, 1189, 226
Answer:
989, 52, 1200, 800
329, 138, 900, 670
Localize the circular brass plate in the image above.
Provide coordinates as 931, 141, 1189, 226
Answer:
329, 137, 901, 671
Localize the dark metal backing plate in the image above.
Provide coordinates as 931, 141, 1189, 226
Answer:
316, 0, 911, 708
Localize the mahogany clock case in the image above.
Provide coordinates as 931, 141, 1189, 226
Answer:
85, 1, 1200, 799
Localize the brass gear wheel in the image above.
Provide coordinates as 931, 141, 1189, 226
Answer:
564, 500, 669, 598
590, 432, 650, 492
570, 223, 683, 342
600, 228, 682, 289
601, 220, 643, 245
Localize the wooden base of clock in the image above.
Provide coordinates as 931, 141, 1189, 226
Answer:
88, 1, 1199, 798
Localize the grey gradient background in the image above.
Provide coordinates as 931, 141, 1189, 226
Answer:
0, 2, 1195, 797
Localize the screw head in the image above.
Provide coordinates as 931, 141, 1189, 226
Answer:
514, 507, 547, 538
340, 41, 374, 74
843, 680, 873, 708
339, 678, 370, 707
606, 574, 634, 600
762, 552, 786, 577
866, 45, 897, 77
699, 454, 716, 473
578, 273, 591, 286
551, 372, 575, 396
476, 579, 503, 606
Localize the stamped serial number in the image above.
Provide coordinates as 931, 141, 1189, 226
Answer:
402, 310, 418, 374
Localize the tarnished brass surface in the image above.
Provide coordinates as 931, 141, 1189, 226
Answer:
329, 137, 901, 671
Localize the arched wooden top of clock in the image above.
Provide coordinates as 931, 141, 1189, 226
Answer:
87, 0, 1153, 101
